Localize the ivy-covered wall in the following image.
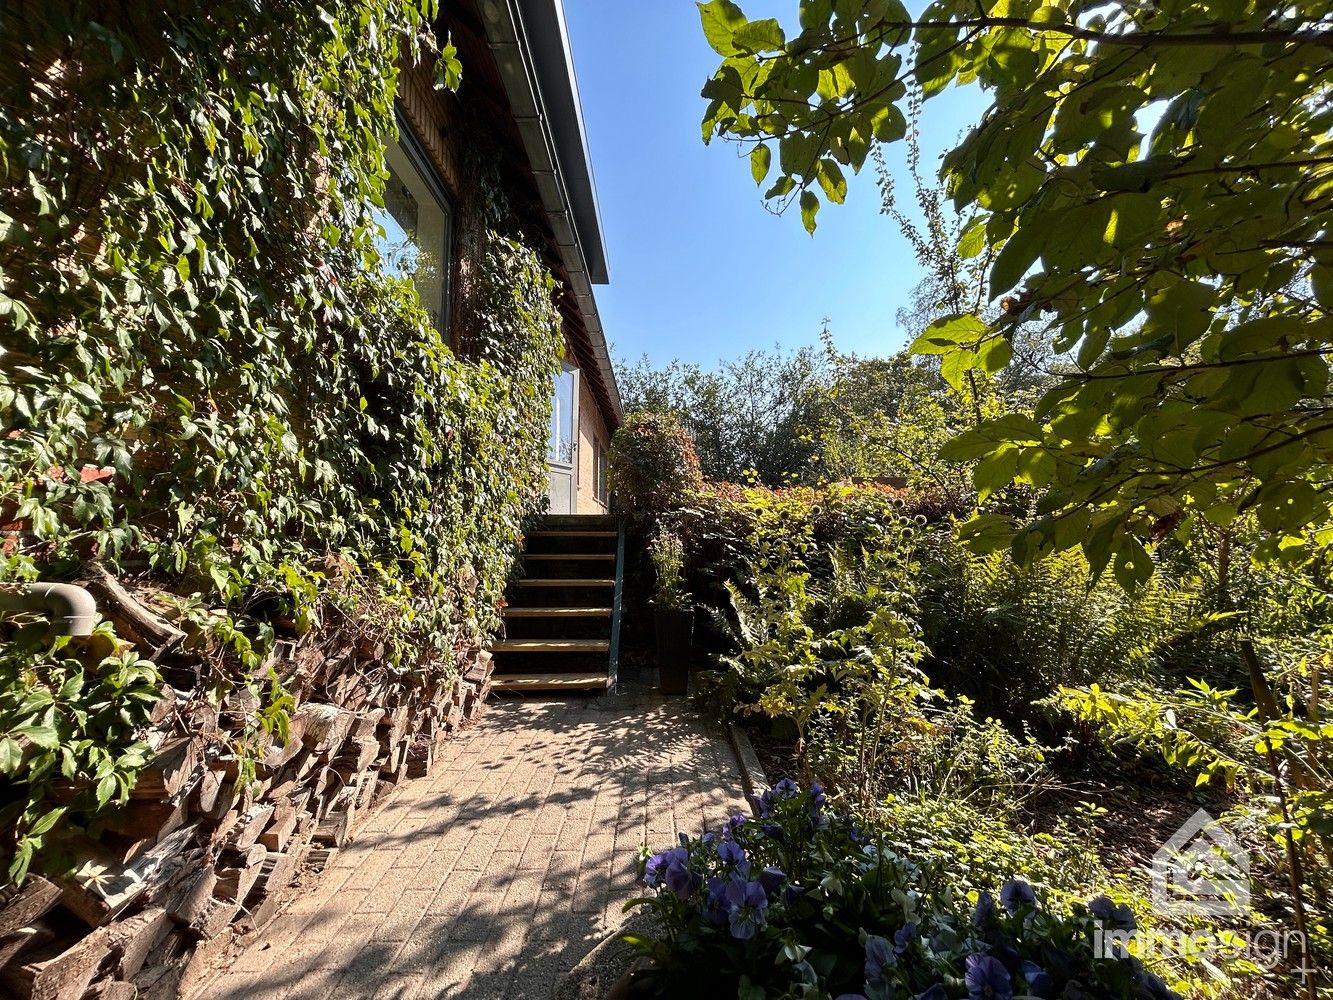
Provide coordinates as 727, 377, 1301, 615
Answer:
0, 1, 563, 879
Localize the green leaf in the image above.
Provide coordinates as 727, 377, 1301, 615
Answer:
698, 0, 748, 56
957, 217, 986, 260
799, 189, 820, 234
988, 224, 1042, 299
815, 158, 847, 204
732, 17, 785, 53
908, 314, 987, 355
0, 737, 21, 775
750, 144, 771, 185
27, 806, 65, 837
12, 725, 58, 750
95, 772, 117, 807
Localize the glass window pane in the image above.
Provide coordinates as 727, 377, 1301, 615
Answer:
548, 368, 576, 464
373, 137, 450, 332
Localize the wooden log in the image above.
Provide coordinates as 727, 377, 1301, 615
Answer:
296, 704, 353, 757
378, 704, 410, 753
0, 877, 60, 938
260, 716, 306, 770
223, 804, 274, 851
352, 769, 380, 812
82, 562, 185, 653
106, 906, 170, 979
405, 736, 434, 779
148, 685, 177, 725
188, 896, 238, 940
129, 959, 183, 1000
0, 925, 54, 974
312, 807, 352, 848
165, 869, 217, 928
192, 768, 224, 816
445, 702, 464, 731
88, 981, 138, 1000
257, 807, 298, 852
213, 845, 265, 904
178, 924, 235, 997
58, 825, 198, 927
0, 925, 110, 1000
349, 708, 385, 740
237, 840, 308, 934
331, 736, 379, 783
130, 738, 202, 800
100, 797, 187, 846
463, 649, 493, 684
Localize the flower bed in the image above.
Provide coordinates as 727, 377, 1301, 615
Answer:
627, 779, 1176, 1000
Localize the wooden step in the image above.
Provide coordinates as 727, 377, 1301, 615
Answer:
490, 639, 610, 653
523, 553, 616, 561
537, 515, 616, 529
492, 672, 613, 692
526, 530, 617, 539
502, 606, 612, 618
517, 578, 615, 587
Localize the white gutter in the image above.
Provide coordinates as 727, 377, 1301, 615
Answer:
478, 0, 624, 426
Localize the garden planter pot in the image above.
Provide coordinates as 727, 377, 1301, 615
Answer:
653, 604, 694, 695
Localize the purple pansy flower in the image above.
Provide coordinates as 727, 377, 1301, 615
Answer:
1087, 895, 1137, 931
702, 875, 729, 925
965, 954, 1013, 1000
719, 838, 746, 866
893, 921, 917, 954
758, 865, 786, 894
973, 890, 997, 926
1021, 961, 1055, 999
773, 777, 800, 799
663, 848, 697, 900
642, 850, 671, 888
1001, 878, 1036, 914
865, 935, 895, 982
725, 878, 768, 940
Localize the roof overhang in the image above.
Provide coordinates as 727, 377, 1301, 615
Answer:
478, 0, 623, 427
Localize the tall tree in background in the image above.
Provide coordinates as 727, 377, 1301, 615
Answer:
698, 0, 1333, 585
616, 346, 828, 484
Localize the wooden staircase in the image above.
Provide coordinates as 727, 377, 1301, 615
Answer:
490, 514, 624, 693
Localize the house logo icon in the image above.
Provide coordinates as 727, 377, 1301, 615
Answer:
1151, 809, 1249, 918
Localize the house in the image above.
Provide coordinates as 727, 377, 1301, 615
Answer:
382, 0, 622, 514
378, 0, 627, 691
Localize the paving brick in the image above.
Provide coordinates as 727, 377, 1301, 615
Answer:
201, 692, 747, 1000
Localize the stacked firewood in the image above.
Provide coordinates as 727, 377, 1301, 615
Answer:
0, 616, 495, 1000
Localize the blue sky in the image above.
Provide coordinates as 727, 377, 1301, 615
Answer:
563, 1, 987, 369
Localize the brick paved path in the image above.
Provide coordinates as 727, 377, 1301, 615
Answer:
200, 690, 746, 1000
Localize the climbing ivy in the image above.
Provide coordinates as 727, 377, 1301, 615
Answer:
0, 1, 563, 877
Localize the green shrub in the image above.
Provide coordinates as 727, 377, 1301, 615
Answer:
628, 779, 1179, 999
608, 411, 704, 520
649, 530, 688, 610
916, 542, 1214, 722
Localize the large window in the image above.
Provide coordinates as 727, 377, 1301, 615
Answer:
374, 123, 452, 334
548, 366, 577, 465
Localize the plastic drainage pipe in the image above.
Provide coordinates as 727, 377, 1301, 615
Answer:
0, 582, 98, 636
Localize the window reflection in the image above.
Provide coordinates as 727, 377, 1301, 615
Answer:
373, 135, 451, 333
548, 367, 576, 465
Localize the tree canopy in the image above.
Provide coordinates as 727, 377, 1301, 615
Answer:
699, 0, 1333, 585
